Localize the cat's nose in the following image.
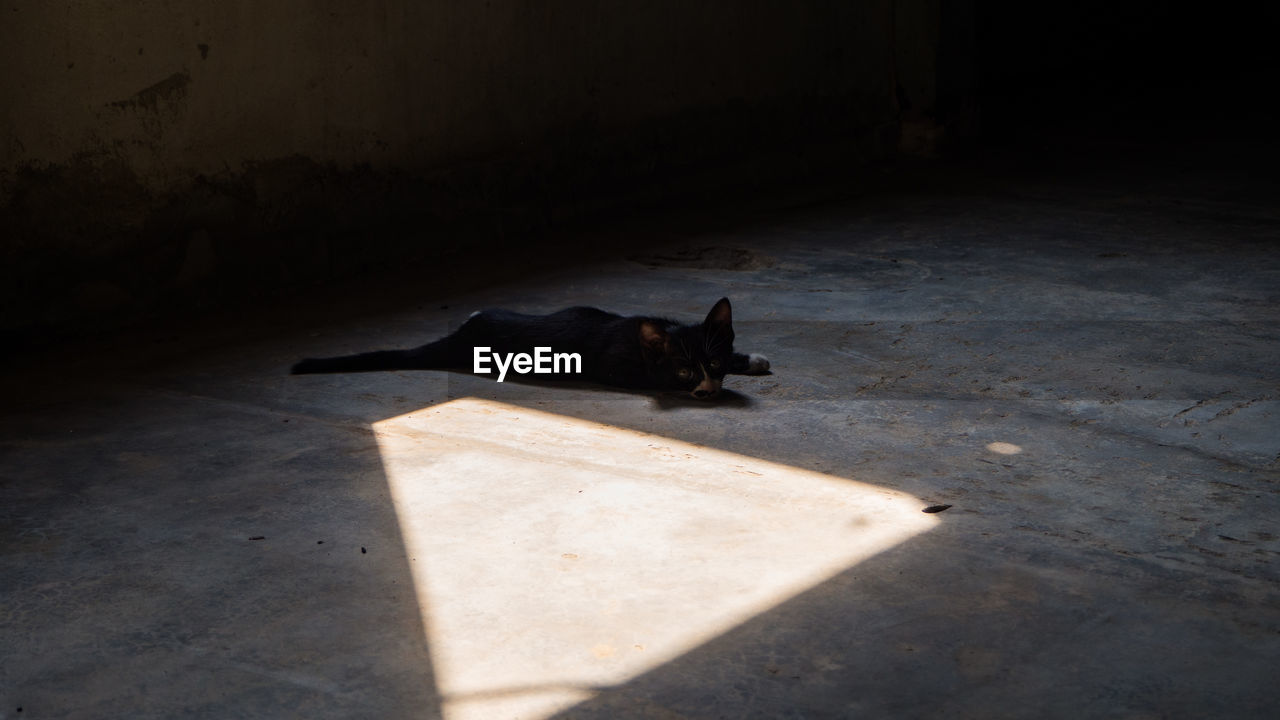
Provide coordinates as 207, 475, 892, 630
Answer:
692, 376, 721, 399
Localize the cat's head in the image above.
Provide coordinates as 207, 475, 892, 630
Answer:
640, 297, 736, 399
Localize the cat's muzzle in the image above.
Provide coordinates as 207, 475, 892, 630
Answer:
692, 377, 722, 399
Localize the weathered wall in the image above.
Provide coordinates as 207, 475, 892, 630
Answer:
1, 1, 940, 341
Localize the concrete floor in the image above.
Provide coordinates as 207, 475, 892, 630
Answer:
3, 139, 1279, 719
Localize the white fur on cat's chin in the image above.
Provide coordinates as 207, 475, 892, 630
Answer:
746, 353, 770, 374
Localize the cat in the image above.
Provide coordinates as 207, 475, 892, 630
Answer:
291, 297, 770, 399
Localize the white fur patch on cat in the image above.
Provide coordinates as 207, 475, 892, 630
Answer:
745, 353, 770, 374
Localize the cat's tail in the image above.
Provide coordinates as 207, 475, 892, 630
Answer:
290, 339, 457, 375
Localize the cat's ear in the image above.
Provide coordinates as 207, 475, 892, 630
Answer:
704, 297, 733, 332
639, 320, 668, 350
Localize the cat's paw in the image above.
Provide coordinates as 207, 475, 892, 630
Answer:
744, 353, 771, 374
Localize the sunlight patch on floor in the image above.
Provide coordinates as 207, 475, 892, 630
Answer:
374, 398, 938, 720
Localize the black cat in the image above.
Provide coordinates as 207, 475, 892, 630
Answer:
291, 297, 770, 399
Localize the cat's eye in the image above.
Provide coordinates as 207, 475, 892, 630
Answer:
709, 360, 721, 371
676, 368, 693, 381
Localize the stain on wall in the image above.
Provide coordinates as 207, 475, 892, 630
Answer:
110, 70, 191, 112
